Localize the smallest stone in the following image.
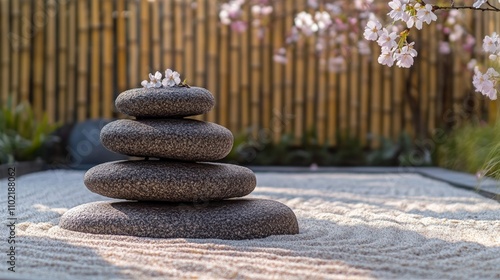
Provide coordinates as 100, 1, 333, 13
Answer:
116, 87, 215, 118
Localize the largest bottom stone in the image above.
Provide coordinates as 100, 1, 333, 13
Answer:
59, 199, 299, 240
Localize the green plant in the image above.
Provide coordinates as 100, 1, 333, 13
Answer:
437, 121, 500, 174
0, 101, 59, 164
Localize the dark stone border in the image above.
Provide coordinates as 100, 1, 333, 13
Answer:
0, 160, 46, 179
247, 166, 500, 202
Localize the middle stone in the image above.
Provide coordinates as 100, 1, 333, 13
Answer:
101, 119, 233, 161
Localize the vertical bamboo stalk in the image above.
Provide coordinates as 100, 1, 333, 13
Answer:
67, 0, 77, 122
102, 0, 113, 118
370, 44, 381, 148
229, 25, 239, 132
206, 0, 218, 123
151, 0, 161, 70
251, 17, 262, 138
327, 61, 338, 147
19, 0, 30, 104
219, 22, 229, 128
195, 0, 205, 87
239, 3, 250, 131
0, 0, 9, 106
294, 46, 304, 143
272, 1, 284, 143
45, 0, 56, 123
128, 0, 139, 87
349, 49, 359, 140
359, 53, 370, 147
32, 0, 45, 118
305, 37, 316, 139
90, 0, 101, 118
262, 22, 272, 135
317, 58, 326, 145
77, 0, 89, 121
139, 0, 150, 79
162, 0, 173, 69
184, 1, 194, 83
58, 0, 68, 122
116, 0, 127, 93
428, 24, 437, 134
382, 65, 391, 139
9, 0, 20, 106
173, 0, 183, 72
284, 0, 294, 137
339, 59, 348, 137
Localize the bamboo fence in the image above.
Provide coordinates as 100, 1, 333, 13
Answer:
0, 0, 498, 148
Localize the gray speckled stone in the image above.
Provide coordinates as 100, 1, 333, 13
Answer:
59, 199, 299, 240
115, 87, 215, 118
101, 119, 233, 161
84, 160, 256, 202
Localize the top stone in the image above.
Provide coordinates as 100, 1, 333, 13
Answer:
115, 87, 215, 118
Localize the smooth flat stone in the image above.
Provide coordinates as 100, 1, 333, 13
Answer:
84, 160, 256, 202
59, 199, 299, 240
100, 119, 233, 161
115, 87, 215, 118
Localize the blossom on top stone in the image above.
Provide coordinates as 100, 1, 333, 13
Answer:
141, 71, 163, 88
163, 69, 181, 87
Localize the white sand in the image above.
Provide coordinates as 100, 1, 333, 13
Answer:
1, 170, 499, 279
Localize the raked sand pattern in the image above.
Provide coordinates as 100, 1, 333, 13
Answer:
1, 170, 499, 279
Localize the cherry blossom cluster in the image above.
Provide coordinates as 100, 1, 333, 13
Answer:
364, 1, 437, 68
220, 0, 500, 98
141, 69, 181, 88
219, 0, 273, 32
473, 33, 500, 99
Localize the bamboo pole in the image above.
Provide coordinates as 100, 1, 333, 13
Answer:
0, 0, 9, 106
90, 0, 101, 118
219, 22, 229, 128
45, 0, 57, 123
77, 0, 89, 121
162, 0, 173, 70
370, 43, 382, 148
327, 56, 338, 147
262, 21, 272, 135
359, 53, 370, 147
102, 0, 113, 118
195, 0, 206, 88
58, 0, 68, 122
339, 58, 348, 137
32, 0, 45, 118
349, 48, 359, 140
382, 65, 391, 139
239, 3, 250, 132
174, 1, 183, 72
305, 37, 316, 139
184, 1, 194, 85
116, 0, 127, 93
19, 0, 30, 104
9, 0, 20, 106
206, 0, 218, 123
284, 0, 294, 137
151, 0, 161, 71
139, 0, 150, 80
128, 0, 139, 87
251, 16, 262, 138
67, 0, 77, 122
272, 1, 284, 143
229, 26, 239, 131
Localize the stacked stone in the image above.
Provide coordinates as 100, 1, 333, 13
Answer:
60, 87, 299, 240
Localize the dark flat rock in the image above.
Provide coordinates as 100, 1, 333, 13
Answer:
59, 199, 299, 240
84, 160, 256, 202
115, 87, 215, 118
100, 119, 233, 161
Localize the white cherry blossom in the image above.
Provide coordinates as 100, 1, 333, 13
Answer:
363, 19, 382, 41
163, 69, 181, 87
